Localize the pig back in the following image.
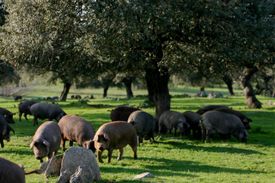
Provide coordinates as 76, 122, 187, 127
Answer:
127, 111, 155, 138
30, 103, 49, 119
183, 111, 201, 126
95, 121, 137, 149
48, 104, 66, 120
196, 105, 230, 115
30, 103, 65, 121
202, 111, 244, 134
0, 157, 25, 183
58, 115, 95, 142
214, 108, 252, 127
159, 111, 186, 129
110, 106, 139, 121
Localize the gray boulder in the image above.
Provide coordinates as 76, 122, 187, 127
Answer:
58, 147, 100, 183
70, 165, 95, 183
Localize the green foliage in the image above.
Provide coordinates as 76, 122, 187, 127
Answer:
1, 0, 101, 83
0, 59, 20, 85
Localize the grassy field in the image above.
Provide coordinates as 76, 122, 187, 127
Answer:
0, 86, 275, 183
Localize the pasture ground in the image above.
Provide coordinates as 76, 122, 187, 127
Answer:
0, 85, 274, 183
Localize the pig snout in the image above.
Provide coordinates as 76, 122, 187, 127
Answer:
99, 146, 104, 151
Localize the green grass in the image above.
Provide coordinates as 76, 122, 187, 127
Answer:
0, 86, 275, 183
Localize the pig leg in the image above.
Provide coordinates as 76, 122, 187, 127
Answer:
97, 151, 104, 163
174, 127, 177, 136
130, 145, 137, 159
201, 126, 206, 142
69, 141, 73, 146
130, 136, 138, 159
205, 129, 214, 143
107, 149, 113, 163
117, 148, 123, 161
61, 139, 66, 151
32, 116, 38, 126
19, 112, 22, 121
138, 136, 143, 145
0, 140, 4, 148
24, 113, 28, 121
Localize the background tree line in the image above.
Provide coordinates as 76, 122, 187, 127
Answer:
0, 0, 274, 117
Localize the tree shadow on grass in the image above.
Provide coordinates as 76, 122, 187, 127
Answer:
157, 140, 264, 155
0, 148, 33, 156
100, 165, 196, 183
60, 102, 115, 109
99, 156, 263, 183
139, 157, 264, 175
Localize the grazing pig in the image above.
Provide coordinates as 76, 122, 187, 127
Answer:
93, 121, 138, 163
196, 105, 230, 115
0, 107, 15, 124
127, 110, 155, 143
14, 95, 23, 101
159, 111, 189, 136
58, 115, 95, 151
30, 103, 66, 125
0, 157, 25, 183
18, 100, 37, 121
182, 111, 202, 139
214, 108, 252, 129
110, 106, 140, 121
0, 115, 15, 148
30, 121, 61, 162
201, 111, 248, 142
75, 95, 82, 100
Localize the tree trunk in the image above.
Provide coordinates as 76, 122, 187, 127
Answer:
60, 82, 72, 101
222, 74, 235, 96
241, 67, 262, 108
103, 85, 109, 98
145, 67, 170, 119
145, 45, 170, 119
122, 77, 134, 99
146, 81, 154, 103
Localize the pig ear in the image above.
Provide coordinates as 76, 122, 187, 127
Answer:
30, 141, 35, 148
83, 141, 88, 148
90, 140, 96, 153
103, 134, 110, 141
183, 122, 190, 129
42, 140, 50, 148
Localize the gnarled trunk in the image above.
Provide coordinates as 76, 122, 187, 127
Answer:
145, 67, 170, 119
122, 77, 134, 99
103, 85, 109, 98
60, 82, 71, 101
223, 74, 234, 96
145, 46, 170, 119
241, 67, 262, 108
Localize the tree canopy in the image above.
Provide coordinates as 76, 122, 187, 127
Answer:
1, 0, 274, 111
